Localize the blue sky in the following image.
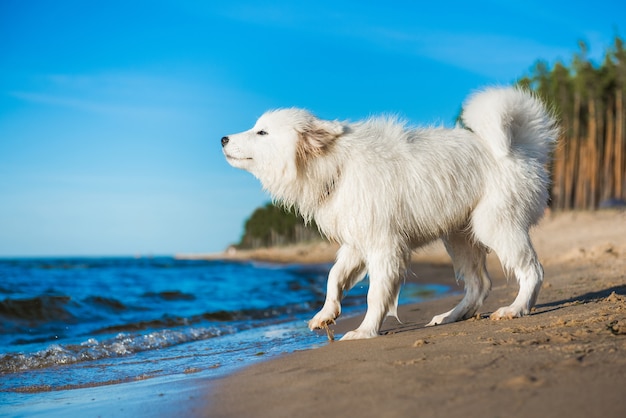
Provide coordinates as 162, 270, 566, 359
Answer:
0, 1, 623, 257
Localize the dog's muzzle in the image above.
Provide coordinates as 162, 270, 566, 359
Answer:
221, 136, 229, 147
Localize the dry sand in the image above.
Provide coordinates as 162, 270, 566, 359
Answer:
203, 210, 626, 418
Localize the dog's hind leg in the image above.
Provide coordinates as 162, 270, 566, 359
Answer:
470, 212, 543, 319
426, 232, 491, 326
486, 232, 542, 320
308, 245, 366, 331
340, 249, 407, 340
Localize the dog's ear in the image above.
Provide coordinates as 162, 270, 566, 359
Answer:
297, 118, 345, 160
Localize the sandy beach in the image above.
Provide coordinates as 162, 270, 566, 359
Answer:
7, 210, 623, 417
203, 210, 626, 417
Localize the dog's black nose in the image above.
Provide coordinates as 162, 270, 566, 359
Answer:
221, 136, 229, 147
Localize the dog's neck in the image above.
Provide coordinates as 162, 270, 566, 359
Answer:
296, 164, 341, 223
319, 168, 340, 204
263, 156, 342, 224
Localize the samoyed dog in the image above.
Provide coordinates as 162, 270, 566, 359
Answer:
221, 87, 558, 340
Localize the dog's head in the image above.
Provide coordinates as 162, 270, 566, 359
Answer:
221, 109, 345, 182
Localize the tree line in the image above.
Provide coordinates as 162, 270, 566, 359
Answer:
236, 203, 322, 249
518, 35, 626, 210
237, 35, 626, 249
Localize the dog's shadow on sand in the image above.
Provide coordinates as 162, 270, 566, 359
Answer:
382, 284, 626, 336
534, 284, 626, 313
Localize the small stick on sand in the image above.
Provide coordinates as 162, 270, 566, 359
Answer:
321, 322, 335, 341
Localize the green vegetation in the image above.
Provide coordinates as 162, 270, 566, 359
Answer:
518, 35, 626, 210
236, 203, 322, 249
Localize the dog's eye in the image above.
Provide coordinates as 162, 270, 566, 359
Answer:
256, 130, 268, 136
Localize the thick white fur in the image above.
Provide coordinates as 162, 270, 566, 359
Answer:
222, 87, 558, 340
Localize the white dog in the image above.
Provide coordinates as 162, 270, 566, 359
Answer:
221, 87, 558, 340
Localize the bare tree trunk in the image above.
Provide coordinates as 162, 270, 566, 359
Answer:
576, 136, 587, 209
588, 98, 598, 209
567, 92, 582, 209
552, 136, 566, 209
603, 98, 615, 202
616, 88, 625, 199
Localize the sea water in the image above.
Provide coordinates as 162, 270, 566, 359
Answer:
0, 257, 449, 396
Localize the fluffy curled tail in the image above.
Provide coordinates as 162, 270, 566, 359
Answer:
461, 87, 558, 164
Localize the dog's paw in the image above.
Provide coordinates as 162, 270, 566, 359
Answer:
308, 316, 335, 331
340, 328, 378, 340
426, 314, 447, 327
490, 305, 527, 320
308, 307, 339, 331
426, 309, 456, 327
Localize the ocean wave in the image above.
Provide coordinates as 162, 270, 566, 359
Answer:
142, 290, 196, 301
92, 302, 315, 334
83, 296, 127, 312
0, 300, 317, 374
0, 295, 75, 322
0, 327, 229, 374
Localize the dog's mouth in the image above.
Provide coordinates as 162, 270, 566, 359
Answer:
224, 153, 253, 162
224, 154, 253, 165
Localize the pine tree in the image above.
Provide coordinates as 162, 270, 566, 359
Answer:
518, 35, 626, 210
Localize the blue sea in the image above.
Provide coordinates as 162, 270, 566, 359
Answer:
0, 257, 449, 409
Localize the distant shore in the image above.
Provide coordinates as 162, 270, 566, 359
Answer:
180, 210, 626, 267
176, 241, 340, 264
176, 230, 458, 265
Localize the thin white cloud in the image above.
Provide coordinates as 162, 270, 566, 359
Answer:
8, 71, 263, 123
9, 90, 177, 120
10, 73, 187, 119
216, 2, 573, 80
350, 26, 572, 79
413, 32, 572, 79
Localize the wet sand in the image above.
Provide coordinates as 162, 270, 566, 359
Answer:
204, 210, 626, 417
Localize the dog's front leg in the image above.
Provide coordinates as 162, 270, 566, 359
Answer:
308, 245, 366, 331
341, 251, 405, 340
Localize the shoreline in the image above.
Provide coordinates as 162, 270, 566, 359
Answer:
5, 210, 624, 417
204, 210, 626, 417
